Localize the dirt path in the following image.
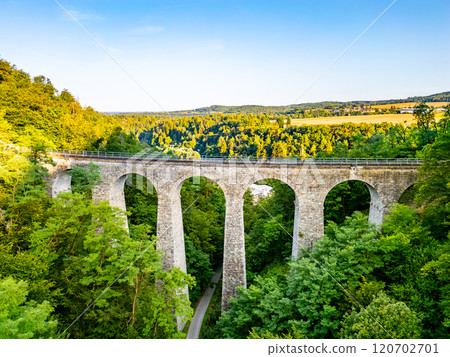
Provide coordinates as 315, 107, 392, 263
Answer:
186, 269, 222, 339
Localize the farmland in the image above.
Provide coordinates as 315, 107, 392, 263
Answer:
291, 113, 415, 126
290, 109, 449, 126
371, 101, 449, 109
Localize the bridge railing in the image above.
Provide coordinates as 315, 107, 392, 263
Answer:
49, 150, 422, 166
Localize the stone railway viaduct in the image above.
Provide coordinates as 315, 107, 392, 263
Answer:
47, 152, 420, 310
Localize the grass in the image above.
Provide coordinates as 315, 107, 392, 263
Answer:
291, 113, 416, 126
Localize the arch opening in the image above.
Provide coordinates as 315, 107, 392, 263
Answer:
243, 179, 296, 283
323, 180, 372, 225
69, 163, 105, 199
180, 176, 225, 304
52, 163, 104, 199
124, 174, 158, 236
398, 183, 419, 209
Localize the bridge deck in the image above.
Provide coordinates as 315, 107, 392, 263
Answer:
50, 150, 422, 167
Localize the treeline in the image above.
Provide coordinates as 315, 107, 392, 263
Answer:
138, 112, 446, 159
0, 58, 146, 153
0, 59, 120, 150
285, 106, 401, 118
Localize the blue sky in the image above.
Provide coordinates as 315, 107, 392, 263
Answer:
1, 0, 449, 112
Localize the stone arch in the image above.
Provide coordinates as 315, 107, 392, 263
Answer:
110, 175, 129, 212
173, 172, 228, 201
50, 162, 100, 198
322, 179, 383, 226
394, 180, 420, 204
398, 182, 420, 208
174, 173, 227, 237
106, 172, 159, 230
46, 158, 73, 198
109, 171, 158, 204
240, 176, 297, 200
176, 175, 226, 304
242, 177, 298, 275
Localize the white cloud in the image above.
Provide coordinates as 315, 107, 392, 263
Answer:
64, 9, 105, 22
130, 26, 164, 35
205, 40, 223, 51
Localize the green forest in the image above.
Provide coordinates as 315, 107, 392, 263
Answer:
0, 58, 449, 339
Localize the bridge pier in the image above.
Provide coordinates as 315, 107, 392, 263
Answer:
48, 171, 72, 198
367, 184, 384, 227
156, 187, 189, 330
222, 194, 246, 311
368, 185, 412, 228
156, 188, 187, 275
92, 177, 129, 230
292, 195, 301, 259
293, 190, 325, 258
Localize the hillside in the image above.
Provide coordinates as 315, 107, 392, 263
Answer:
123, 91, 450, 116
0, 59, 122, 150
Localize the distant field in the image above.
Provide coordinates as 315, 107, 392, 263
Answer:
291, 113, 415, 126
371, 102, 449, 109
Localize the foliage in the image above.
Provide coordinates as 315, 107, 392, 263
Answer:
90, 126, 145, 153
340, 291, 421, 339
124, 175, 158, 235
0, 277, 57, 338
217, 276, 293, 338
140, 116, 413, 159
248, 326, 307, 339
0, 157, 193, 338
0, 59, 120, 150
420, 240, 450, 329
324, 181, 370, 224
286, 213, 382, 338
217, 213, 383, 338
374, 204, 448, 337
216, 193, 449, 339
129, 266, 194, 339
416, 132, 450, 207
245, 180, 295, 276
414, 103, 437, 132
69, 163, 102, 199
181, 177, 225, 268
185, 237, 213, 302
